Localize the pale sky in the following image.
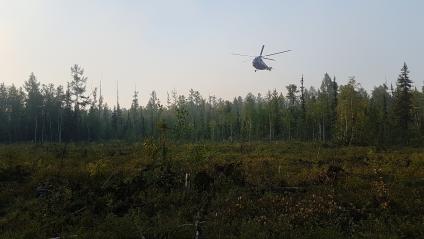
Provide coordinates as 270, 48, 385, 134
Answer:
1, 0, 423, 107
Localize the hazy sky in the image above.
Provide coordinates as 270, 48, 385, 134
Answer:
1, 0, 423, 107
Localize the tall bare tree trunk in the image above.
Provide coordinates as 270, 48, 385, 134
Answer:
269, 113, 272, 141
34, 118, 38, 143
349, 97, 354, 145
58, 111, 62, 143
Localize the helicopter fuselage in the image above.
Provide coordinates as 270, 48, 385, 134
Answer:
252, 56, 271, 71
234, 45, 289, 71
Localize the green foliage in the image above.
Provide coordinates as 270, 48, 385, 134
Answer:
1, 63, 423, 145
336, 77, 368, 145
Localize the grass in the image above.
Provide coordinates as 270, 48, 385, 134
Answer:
0, 141, 423, 238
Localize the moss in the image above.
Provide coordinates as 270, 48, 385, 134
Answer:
1, 142, 423, 238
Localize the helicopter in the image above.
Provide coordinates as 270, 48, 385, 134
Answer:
233, 45, 291, 72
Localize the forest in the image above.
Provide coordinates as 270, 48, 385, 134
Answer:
0, 63, 423, 146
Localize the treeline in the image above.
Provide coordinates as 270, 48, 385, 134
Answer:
0, 63, 423, 145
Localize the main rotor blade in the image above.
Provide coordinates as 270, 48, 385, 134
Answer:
260, 45, 265, 56
232, 53, 255, 57
264, 50, 292, 57
262, 57, 275, 61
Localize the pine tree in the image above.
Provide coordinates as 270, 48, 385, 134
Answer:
300, 75, 306, 118
24, 73, 43, 143
70, 65, 89, 140
63, 83, 73, 141
300, 75, 306, 139
394, 63, 413, 141
7, 85, 25, 142
0, 84, 8, 141
129, 88, 140, 139
286, 84, 298, 140
70, 64, 89, 111
318, 73, 336, 141
332, 76, 338, 132
55, 85, 65, 143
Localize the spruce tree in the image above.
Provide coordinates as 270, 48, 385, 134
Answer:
24, 73, 43, 143
394, 63, 413, 141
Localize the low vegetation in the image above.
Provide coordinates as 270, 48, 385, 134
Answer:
1, 141, 423, 238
